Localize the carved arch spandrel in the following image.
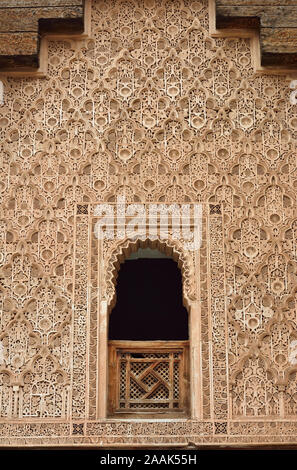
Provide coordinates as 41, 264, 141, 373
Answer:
103, 236, 197, 313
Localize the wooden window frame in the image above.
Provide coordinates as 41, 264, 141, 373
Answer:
98, 298, 201, 420
108, 340, 190, 419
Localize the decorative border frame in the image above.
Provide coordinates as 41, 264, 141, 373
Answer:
1, 202, 296, 446
74, 202, 207, 421
1, 420, 297, 447
72, 202, 229, 431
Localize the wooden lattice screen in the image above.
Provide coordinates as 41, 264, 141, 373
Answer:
108, 341, 189, 417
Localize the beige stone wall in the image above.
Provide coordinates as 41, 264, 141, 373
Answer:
0, 0, 296, 447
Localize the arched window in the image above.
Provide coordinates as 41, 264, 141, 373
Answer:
108, 248, 190, 417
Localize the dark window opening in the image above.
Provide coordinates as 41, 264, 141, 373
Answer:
108, 252, 188, 341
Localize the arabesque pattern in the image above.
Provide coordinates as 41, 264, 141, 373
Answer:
0, 0, 296, 446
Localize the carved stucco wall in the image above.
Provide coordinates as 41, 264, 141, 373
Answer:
0, 1, 297, 70
0, 0, 296, 447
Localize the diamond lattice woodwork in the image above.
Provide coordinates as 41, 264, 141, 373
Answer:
108, 341, 189, 417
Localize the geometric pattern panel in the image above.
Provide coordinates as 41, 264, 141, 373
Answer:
111, 342, 188, 413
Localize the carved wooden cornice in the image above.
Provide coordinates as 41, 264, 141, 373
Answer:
0, 1, 296, 72
0, 0, 84, 71
215, 0, 297, 68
